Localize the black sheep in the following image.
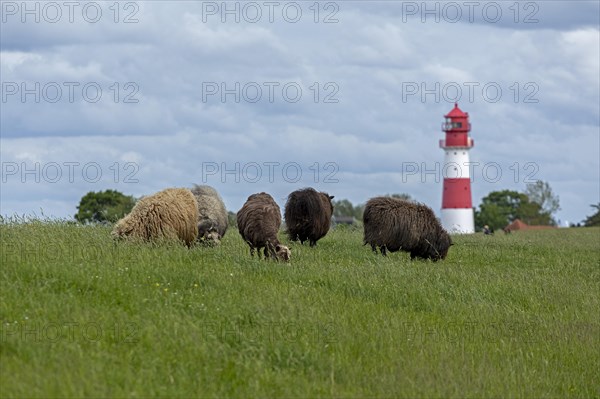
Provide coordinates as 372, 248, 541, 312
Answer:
363, 197, 452, 261
284, 188, 334, 247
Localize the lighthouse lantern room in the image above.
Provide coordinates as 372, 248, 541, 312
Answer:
439, 103, 475, 233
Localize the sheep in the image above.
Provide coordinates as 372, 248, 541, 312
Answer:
284, 188, 334, 246
237, 192, 291, 261
190, 184, 228, 245
363, 197, 452, 261
111, 188, 198, 246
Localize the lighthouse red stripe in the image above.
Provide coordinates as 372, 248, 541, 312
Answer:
442, 178, 472, 209
445, 133, 469, 147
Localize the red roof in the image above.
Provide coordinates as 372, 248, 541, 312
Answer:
504, 219, 557, 231
445, 103, 468, 118
505, 219, 528, 231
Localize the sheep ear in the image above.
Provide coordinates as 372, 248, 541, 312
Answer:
329, 195, 335, 200
275, 245, 281, 251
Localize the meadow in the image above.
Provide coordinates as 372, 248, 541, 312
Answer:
1, 220, 599, 398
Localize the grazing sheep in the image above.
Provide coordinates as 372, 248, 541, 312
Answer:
190, 184, 228, 245
112, 188, 198, 246
237, 192, 291, 261
363, 197, 452, 261
284, 188, 334, 246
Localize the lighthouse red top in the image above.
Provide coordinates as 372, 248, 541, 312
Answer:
440, 103, 473, 148
444, 103, 468, 119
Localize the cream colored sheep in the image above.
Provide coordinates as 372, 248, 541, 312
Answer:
112, 188, 199, 246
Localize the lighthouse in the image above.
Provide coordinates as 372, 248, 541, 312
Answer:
439, 103, 474, 233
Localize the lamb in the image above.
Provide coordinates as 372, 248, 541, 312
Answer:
363, 197, 452, 261
111, 188, 198, 246
237, 192, 291, 261
284, 188, 334, 246
190, 184, 228, 245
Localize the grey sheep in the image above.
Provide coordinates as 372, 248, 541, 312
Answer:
190, 184, 228, 245
237, 192, 291, 261
363, 197, 452, 261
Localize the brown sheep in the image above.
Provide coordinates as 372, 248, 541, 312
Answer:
237, 192, 291, 261
284, 188, 334, 246
112, 188, 198, 246
363, 197, 452, 261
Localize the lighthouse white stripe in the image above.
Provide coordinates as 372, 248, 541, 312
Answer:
441, 208, 474, 234
443, 150, 471, 179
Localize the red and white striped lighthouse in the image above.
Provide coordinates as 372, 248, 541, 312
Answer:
439, 103, 474, 233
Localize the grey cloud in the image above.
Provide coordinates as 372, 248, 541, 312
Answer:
347, 1, 599, 31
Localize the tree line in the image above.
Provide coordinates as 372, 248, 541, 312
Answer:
74, 181, 599, 229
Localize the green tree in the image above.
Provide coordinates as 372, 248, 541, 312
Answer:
332, 199, 355, 217
352, 203, 365, 220
475, 189, 553, 231
525, 180, 560, 223
583, 203, 600, 227
474, 202, 507, 231
475, 190, 525, 230
333, 194, 411, 220
517, 200, 553, 226
227, 211, 237, 228
75, 190, 136, 223
331, 199, 365, 220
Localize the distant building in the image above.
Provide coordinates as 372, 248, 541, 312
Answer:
333, 216, 356, 226
504, 219, 557, 233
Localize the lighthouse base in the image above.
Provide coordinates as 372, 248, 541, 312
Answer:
441, 208, 474, 234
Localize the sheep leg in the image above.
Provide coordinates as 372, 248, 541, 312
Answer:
265, 242, 277, 259
370, 244, 377, 253
309, 240, 317, 247
380, 246, 387, 256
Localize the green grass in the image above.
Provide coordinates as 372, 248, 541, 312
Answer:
1, 221, 599, 398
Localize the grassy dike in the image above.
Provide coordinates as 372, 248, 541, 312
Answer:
1, 221, 599, 398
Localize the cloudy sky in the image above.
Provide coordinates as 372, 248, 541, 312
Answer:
1, 1, 599, 226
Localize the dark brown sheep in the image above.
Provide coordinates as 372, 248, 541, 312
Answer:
363, 197, 452, 261
284, 188, 334, 247
237, 192, 291, 261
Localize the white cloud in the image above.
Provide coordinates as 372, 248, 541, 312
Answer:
560, 28, 600, 87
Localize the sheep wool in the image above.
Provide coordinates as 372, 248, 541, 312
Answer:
237, 192, 291, 261
363, 197, 452, 261
112, 188, 199, 246
190, 184, 229, 245
284, 187, 334, 246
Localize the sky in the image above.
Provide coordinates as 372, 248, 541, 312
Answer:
1, 0, 599, 226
